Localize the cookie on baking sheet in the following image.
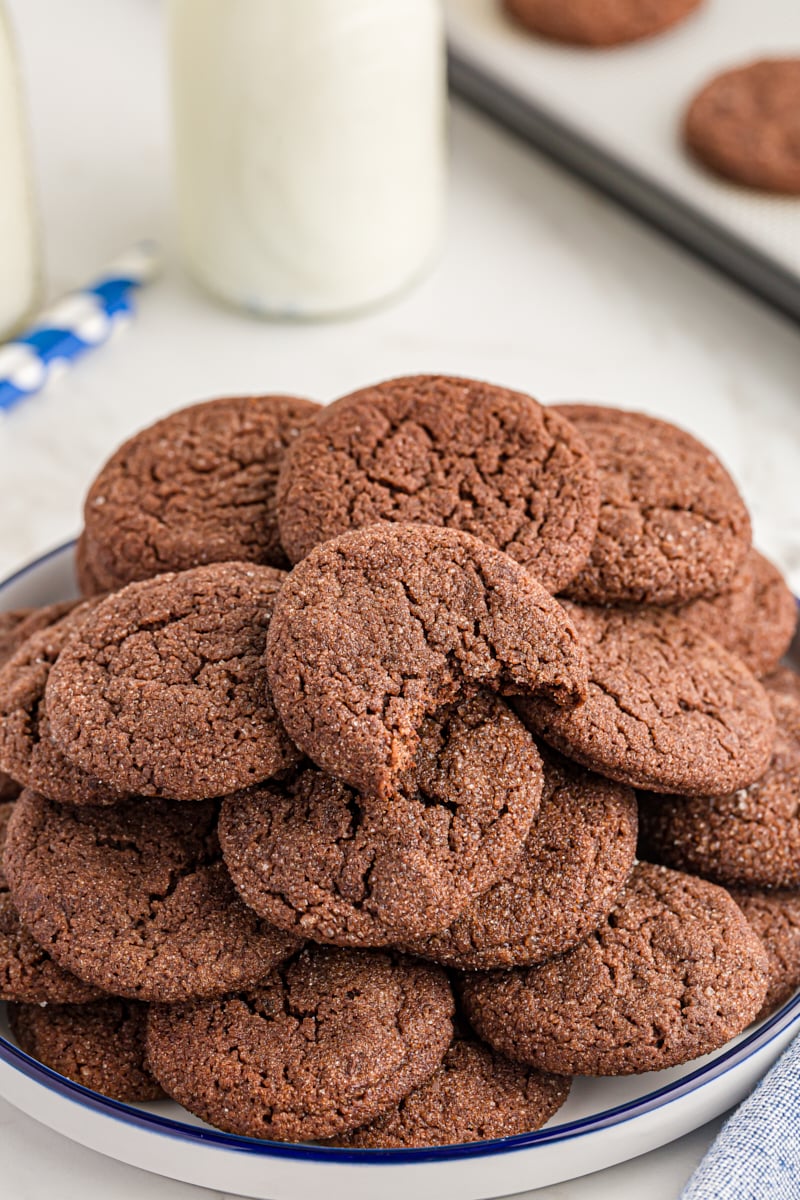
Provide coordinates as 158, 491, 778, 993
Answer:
0, 600, 128, 806
80, 393, 320, 590
729, 889, 800, 1020
9, 1000, 163, 1102
46, 563, 301, 801
554, 405, 751, 606
685, 60, 800, 195
401, 754, 637, 970
277, 375, 600, 595
146, 947, 454, 1142
333, 1033, 570, 1148
504, 0, 702, 47
516, 602, 775, 796
0, 800, 103, 1004
220, 692, 543, 946
638, 690, 800, 890
669, 549, 796, 678
460, 863, 769, 1076
4, 790, 301, 1002
266, 524, 588, 799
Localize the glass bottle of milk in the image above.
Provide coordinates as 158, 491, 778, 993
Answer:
168, 0, 446, 319
0, 3, 39, 340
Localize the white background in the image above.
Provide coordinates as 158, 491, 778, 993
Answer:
0, 0, 799, 1196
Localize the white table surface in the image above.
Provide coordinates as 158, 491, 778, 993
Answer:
1, 1, 799, 1197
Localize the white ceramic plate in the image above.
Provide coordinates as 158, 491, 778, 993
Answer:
1, 541, 798, 1200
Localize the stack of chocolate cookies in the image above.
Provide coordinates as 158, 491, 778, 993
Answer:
0, 377, 796, 1148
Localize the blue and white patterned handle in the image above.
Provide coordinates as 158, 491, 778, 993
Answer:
0, 241, 161, 412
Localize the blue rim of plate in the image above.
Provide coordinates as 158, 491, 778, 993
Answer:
1, 539, 799, 1167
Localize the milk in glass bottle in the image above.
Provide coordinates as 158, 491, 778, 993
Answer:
0, 2, 38, 339
168, 0, 446, 318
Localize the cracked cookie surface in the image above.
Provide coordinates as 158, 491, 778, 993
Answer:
266, 523, 588, 799
46, 563, 301, 800
0, 799, 13, 890
516, 602, 775, 796
401, 754, 637, 970
0, 601, 80, 665
729, 889, 800, 1019
0, 799, 103, 1004
277, 375, 599, 594
685, 60, 800, 194
0, 892, 105, 1004
80, 394, 320, 590
503, 0, 702, 46
555, 405, 751, 606
638, 690, 800, 889
145, 946, 454, 1141
0, 600, 87, 803
9, 999, 163, 1101
459, 862, 769, 1076
333, 1033, 570, 1147
666, 549, 796, 678
220, 692, 543, 945
3, 790, 301, 1001
0, 600, 128, 806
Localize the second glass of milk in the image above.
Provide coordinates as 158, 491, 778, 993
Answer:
168, 0, 447, 320
0, 2, 39, 340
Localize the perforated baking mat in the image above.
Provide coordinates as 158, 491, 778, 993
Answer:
446, 0, 800, 320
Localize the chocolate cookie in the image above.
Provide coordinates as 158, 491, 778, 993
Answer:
145, 947, 454, 1142
334, 1034, 570, 1148
402, 755, 637, 970
220, 692, 543, 945
9, 999, 163, 1101
276, 375, 600, 594
0, 604, 51, 802
638, 690, 800, 890
0, 601, 79, 665
0, 774, 19, 802
266, 524, 588, 799
460, 863, 769, 1076
0, 800, 12, 890
729, 889, 800, 1019
504, 0, 702, 47
46, 563, 300, 801
516, 602, 775, 796
668, 549, 796, 678
4, 790, 301, 1001
764, 665, 800, 706
80, 393, 320, 590
0, 894, 106, 1004
554, 405, 751, 606
685, 60, 800, 195
0, 609, 27, 646
0, 801, 103, 1004
0, 601, 81, 810
75, 531, 106, 597
0, 600, 128, 806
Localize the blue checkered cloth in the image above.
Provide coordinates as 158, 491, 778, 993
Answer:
681, 1032, 800, 1199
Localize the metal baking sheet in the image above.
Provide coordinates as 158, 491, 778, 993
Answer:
446, 0, 800, 320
